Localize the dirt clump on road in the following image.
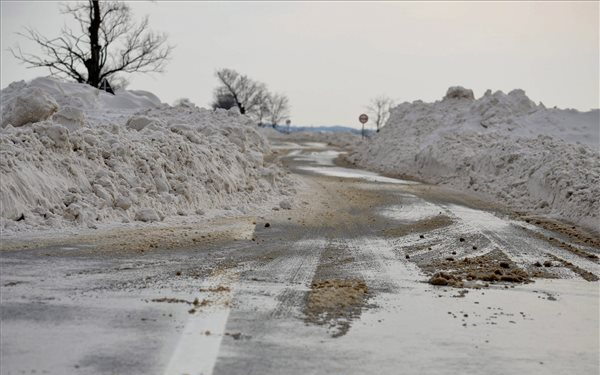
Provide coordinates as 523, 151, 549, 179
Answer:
307, 279, 368, 314
305, 278, 368, 337
424, 250, 537, 288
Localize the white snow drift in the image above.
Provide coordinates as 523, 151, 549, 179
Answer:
349, 87, 599, 231
0, 77, 295, 232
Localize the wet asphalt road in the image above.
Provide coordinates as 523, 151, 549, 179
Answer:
1, 142, 599, 375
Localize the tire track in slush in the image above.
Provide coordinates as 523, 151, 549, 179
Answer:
344, 237, 425, 292
211, 236, 327, 374
382, 199, 598, 280
441, 204, 600, 277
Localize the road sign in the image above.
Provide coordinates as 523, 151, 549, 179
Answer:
359, 114, 369, 139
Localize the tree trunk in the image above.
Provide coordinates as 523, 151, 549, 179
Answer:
85, 0, 102, 87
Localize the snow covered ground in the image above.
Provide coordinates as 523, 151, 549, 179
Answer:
349, 87, 599, 232
0, 77, 296, 234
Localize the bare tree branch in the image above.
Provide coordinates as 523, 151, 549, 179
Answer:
10, 0, 173, 88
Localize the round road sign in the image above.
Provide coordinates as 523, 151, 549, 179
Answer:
359, 114, 368, 124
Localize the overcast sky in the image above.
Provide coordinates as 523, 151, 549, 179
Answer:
1, 1, 598, 127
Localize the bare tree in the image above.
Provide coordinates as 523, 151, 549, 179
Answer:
367, 95, 395, 132
214, 68, 267, 116
255, 99, 271, 127
10, 1, 173, 88
267, 93, 290, 128
211, 88, 237, 111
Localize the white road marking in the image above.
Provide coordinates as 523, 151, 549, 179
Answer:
162, 269, 237, 375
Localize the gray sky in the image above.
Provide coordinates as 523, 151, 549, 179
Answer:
2, 1, 599, 128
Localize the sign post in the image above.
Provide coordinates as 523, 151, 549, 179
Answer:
359, 113, 369, 139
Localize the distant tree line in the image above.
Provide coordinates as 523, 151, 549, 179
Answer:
212, 68, 290, 128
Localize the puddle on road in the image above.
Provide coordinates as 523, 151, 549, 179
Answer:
292, 150, 342, 166
297, 166, 418, 185
287, 148, 419, 185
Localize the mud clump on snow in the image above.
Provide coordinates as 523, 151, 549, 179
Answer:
425, 249, 535, 288
307, 279, 368, 314
305, 278, 368, 337
429, 272, 463, 287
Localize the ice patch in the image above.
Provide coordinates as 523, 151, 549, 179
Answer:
380, 201, 443, 222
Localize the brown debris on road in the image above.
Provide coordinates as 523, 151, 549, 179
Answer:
423, 249, 538, 288
305, 278, 368, 337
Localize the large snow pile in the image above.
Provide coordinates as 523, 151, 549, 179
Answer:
349, 87, 600, 231
1, 77, 294, 232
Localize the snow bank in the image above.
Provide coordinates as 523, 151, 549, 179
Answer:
349, 87, 599, 231
1, 77, 295, 232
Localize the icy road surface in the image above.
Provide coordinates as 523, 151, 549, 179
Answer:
1, 142, 598, 375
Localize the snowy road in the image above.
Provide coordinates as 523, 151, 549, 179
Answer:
1, 142, 598, 375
